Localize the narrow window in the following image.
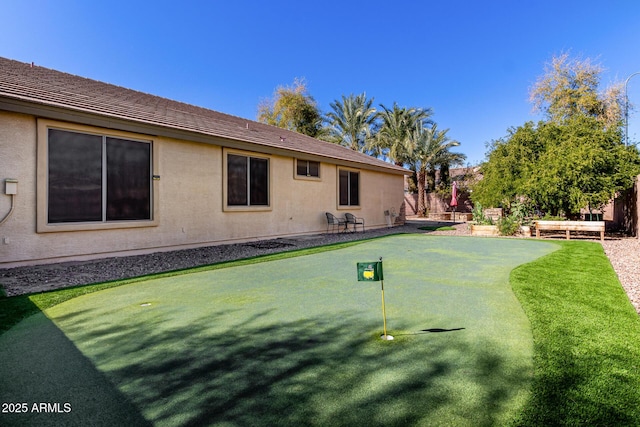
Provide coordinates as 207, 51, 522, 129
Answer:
48, 130, 103, 223
106, 137, 151, 221
227, 154, 248, 205
250, 157, 269, 205
339, 170, 360, 206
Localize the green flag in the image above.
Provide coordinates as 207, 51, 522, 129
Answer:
357, 261, 383, 281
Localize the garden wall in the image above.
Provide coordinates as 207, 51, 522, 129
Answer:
403, 192, 473, 216
612, 175, 640, 236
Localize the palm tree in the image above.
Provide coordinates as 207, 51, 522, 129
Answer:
372, 103, 433, 165
325, 93, 378, 152
410, 124, 463, 216
434, 151, 467, 190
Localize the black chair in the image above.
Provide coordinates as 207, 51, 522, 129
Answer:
345, 212, 365, 232
325, 212, 347, 233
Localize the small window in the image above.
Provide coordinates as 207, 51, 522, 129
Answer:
227, 153, 269, 206
47, 129, 151, 223
296, 159, 320, 177
339, 169, 359, 206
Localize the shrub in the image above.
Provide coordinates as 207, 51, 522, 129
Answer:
498, 215, 520, 236
472, 202, 494, 225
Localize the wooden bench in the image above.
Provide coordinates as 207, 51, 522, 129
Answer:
534, 220, 605, 242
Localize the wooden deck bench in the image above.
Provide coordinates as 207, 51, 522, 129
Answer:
534, 220, 605, 242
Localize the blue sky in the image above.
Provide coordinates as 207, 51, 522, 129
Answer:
3, 0, 640, 165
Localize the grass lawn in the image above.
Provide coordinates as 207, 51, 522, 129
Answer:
511, 241, 640, 425
0, 235, 639, 426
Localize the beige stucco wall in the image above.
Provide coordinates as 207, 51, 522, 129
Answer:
0, 112, 405, 267
0, 112, 38, 265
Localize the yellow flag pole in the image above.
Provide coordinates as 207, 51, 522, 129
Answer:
379, 257, 393, 340
381, 278, 388, 337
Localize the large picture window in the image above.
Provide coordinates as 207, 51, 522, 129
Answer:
227, 153, 269, 206
339, 169, 360, 206
47, 129, 151, 223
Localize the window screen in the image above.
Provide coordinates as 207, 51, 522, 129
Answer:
296, 159, 320, 177
48, 130, 103, 223
227, 153, 269, 206
47, 129, 151, 223
250, 157, 269, 205
339, 170, 360, 206
106, 137, 151, 220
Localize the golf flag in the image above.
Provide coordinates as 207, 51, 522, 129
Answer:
357, 261, 383, 281
356, 258, 393, 340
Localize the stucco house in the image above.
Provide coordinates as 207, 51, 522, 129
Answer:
0, 57, 408, 267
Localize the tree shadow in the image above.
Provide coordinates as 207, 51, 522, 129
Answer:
40, 304, 533, 426
0, 309, 151, 427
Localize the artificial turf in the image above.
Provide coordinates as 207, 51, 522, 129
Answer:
0, 235, 555, 426
1, 236, 639, 426
510, 241, 640, 425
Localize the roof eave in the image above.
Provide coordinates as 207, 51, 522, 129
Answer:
0, 95, 410, 175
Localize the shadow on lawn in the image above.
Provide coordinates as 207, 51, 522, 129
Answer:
47, 305, 531, 427
0, 305, 151, 426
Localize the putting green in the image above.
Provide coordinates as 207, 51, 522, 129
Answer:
0, 235, 557, 426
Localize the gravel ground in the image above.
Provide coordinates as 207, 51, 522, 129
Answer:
601, 238, 640, 314
1, 219, 638, 315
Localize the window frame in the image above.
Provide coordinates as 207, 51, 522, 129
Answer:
337, 168, 361, 208
37, 119, 159, 233
223, 148, 272, 212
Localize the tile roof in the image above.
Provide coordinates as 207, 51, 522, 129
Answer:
0, 57, 407, 174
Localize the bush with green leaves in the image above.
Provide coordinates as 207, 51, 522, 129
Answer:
472, 202, 494, 225
508, 200, 530, 223
498, 215, 520, 236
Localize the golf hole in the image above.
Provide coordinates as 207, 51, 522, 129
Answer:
140, 303, 152, 307
380, 334, 394, 341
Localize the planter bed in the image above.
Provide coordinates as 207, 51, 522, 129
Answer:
470, 224, 499, 236
428, 212, 472, 222
534, 220, 605, 242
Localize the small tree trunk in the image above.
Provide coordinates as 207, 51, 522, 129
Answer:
439, 163, 450, 189
427, 169, 437, 192
417, 169, 427, 217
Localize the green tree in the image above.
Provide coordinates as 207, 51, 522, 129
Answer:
525, 116, 639, 216
257, 78, 324, 137
410, 124, 463, 216
433, 149, 467, 191
474, 118, 640, 217
529, 52, 623, 128
325, 93, 378, 152
475, 53, 640, 217
473, 122, 542, 208
372, 103, 433, 165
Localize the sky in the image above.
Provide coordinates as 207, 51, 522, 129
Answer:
3, 0, 640, 165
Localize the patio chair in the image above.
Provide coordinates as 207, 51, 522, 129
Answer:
345, 212, 365, 232
326, 212, 347, 233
